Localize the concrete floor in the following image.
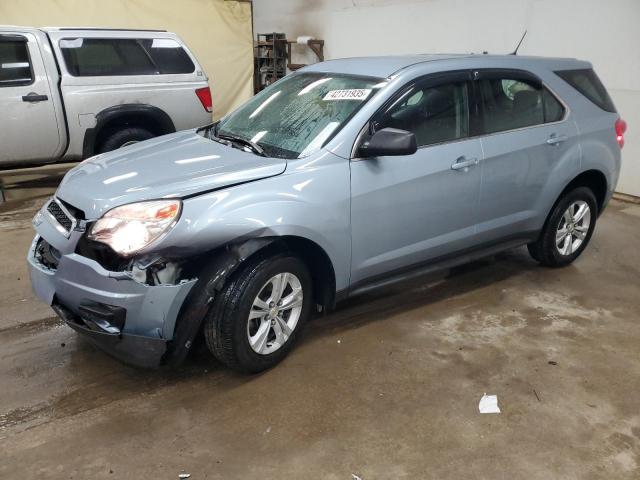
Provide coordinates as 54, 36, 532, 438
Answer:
1, 166, 640, 479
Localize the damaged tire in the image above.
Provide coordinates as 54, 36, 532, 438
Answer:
204, 254, 313, 373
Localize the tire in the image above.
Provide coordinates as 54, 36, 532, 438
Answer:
203, 254, 313, 373
98, 127, 154, 153
527, 187, 598, 267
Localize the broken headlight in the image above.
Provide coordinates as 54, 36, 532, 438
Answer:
87, 200, 181, 256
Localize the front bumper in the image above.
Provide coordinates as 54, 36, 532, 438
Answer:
53, 303, 168, 368
28, 233, 196, 368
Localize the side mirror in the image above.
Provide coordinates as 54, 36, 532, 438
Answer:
358, 128, 417, 158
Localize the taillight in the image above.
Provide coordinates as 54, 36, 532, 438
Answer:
195, 87, 212, 113
615, 118, 627, 148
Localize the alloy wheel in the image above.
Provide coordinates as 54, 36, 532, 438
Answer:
247, 272, 303, 355
555, 200, 591, 256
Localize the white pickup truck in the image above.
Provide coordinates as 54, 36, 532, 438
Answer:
0, 26, 213, 167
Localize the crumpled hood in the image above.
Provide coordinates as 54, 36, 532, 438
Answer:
56, 130, 287, 219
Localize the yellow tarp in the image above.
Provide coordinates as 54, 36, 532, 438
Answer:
0, 0, 253, 119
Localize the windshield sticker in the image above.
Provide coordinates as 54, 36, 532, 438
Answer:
323, 89, 372, 101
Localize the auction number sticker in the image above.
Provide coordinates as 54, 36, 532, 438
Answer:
323, 89, 372, 101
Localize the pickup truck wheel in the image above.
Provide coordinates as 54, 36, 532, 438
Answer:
98, 127, 154, 153
203, 254, 313, 373
527, 187, 597, 267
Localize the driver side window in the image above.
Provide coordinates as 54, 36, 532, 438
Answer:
374, 81, 469, 147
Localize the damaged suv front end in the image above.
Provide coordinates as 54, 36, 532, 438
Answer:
27, 70, 380, 368
27, 125, 291, 367
29, 196, 198, 367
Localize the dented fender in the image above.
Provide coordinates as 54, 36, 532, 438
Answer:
166, 237, 275, 365
154, 150, 352, 292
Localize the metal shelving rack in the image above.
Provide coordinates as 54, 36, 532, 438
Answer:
253, 32, 288, 93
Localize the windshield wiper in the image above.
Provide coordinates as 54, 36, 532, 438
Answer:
216, 132, 266, 157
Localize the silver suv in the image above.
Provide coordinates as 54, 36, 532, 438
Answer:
0, 26, 212, 167
28, 54, 625, 372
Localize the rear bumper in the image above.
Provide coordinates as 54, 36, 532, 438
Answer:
28, 234, 197, 367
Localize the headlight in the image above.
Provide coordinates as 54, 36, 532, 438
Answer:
88, 200, 181, 256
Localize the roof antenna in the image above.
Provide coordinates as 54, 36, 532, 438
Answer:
510, 30, 527, 55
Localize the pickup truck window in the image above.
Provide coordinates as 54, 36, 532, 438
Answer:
139, 39, 195, 74
60, 38, 195, 76
0, 36, 33, 87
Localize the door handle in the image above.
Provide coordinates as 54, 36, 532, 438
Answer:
546, 134, 568, 146
22, 92, 48, 103
451, 156, 479, 171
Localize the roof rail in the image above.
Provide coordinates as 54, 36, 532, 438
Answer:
55, 27, 167, 32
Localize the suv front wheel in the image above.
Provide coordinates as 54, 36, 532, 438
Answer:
528, 187, 598, 267
204, 254, 313, 373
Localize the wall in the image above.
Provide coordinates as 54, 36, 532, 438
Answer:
254, 0, 640, 196
0, 0, 253, 118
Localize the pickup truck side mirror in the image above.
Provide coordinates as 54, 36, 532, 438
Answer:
358, 127, 418, 158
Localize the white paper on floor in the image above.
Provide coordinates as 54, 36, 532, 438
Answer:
478, 393, 501, 413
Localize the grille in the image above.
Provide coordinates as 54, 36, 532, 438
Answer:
47, 200, 73, 232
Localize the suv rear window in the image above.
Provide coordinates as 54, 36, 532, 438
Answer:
555, 68, 616, 113
60, 37, 195, 77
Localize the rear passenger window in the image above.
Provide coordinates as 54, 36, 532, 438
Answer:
375, 81, 469, 147
555, 68, 616, 113
479, 78, 565, 134
0, 36, 33, 86
139, 39, 195, 74
60, 37, 194, 76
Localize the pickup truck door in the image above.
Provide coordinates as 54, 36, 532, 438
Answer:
0, 32, 62, 165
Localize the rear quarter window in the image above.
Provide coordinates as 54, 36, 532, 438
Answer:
60, 37, 195, 76
139, 39, 195, 74
555, 68, 616, 113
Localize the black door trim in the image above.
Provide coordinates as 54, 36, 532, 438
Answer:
471, 68, 543, 88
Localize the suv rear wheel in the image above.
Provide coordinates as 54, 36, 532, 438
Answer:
98, 127, 154, 153
203, 254, 313, 373
527, 187, 598, 267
